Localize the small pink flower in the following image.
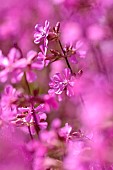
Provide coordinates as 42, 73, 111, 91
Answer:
34, 20, 50, 46
0, 48, 25, 83
69, 41, 86, 64
0, 85, 21, 121
49, 68, 76, 97
59, 123, 72, 140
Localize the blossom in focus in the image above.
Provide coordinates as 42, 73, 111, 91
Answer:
49, 68, 76, 97
34, 20, 50, 46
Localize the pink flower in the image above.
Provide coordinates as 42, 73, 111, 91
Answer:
0, 45, 49, 83
49, 68, 76, 97
0, 48, 25, 83
20, 50, 39, 82
69, 41, 86, 64
0, 85, 21, 121
42, 93, 59, 112
59, 123, 72, 140
16, 104, 48, 130
34, 20, 50, 46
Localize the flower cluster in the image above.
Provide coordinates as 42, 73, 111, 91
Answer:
0, 20, 86, 170
0, 9, 113, 170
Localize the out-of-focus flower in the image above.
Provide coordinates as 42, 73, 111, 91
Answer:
61, 22, 82, 44
34, 20, 50, 46
51, 118, 61, 129
0, 85, 21, 121
64, 138, 90, 170
87, 24, 105, 41
42, 93, 59, 112
59, 123, 72, 140
20, 50, 40, 83
0, 47, 49, 83
40, 130, 58, 145
0, 124, 31, 170
64, 41, 86, 64
0, 48, 25, 83
26, 140, 47, 170
49, 68, 76, 97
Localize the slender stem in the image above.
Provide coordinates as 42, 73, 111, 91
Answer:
28, 126, 33, 140
24, 73, 31, 95
31, 105, 40, 135
58, 40, 73, 73
58, 40, 64, 53
65, 57, 72, 72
